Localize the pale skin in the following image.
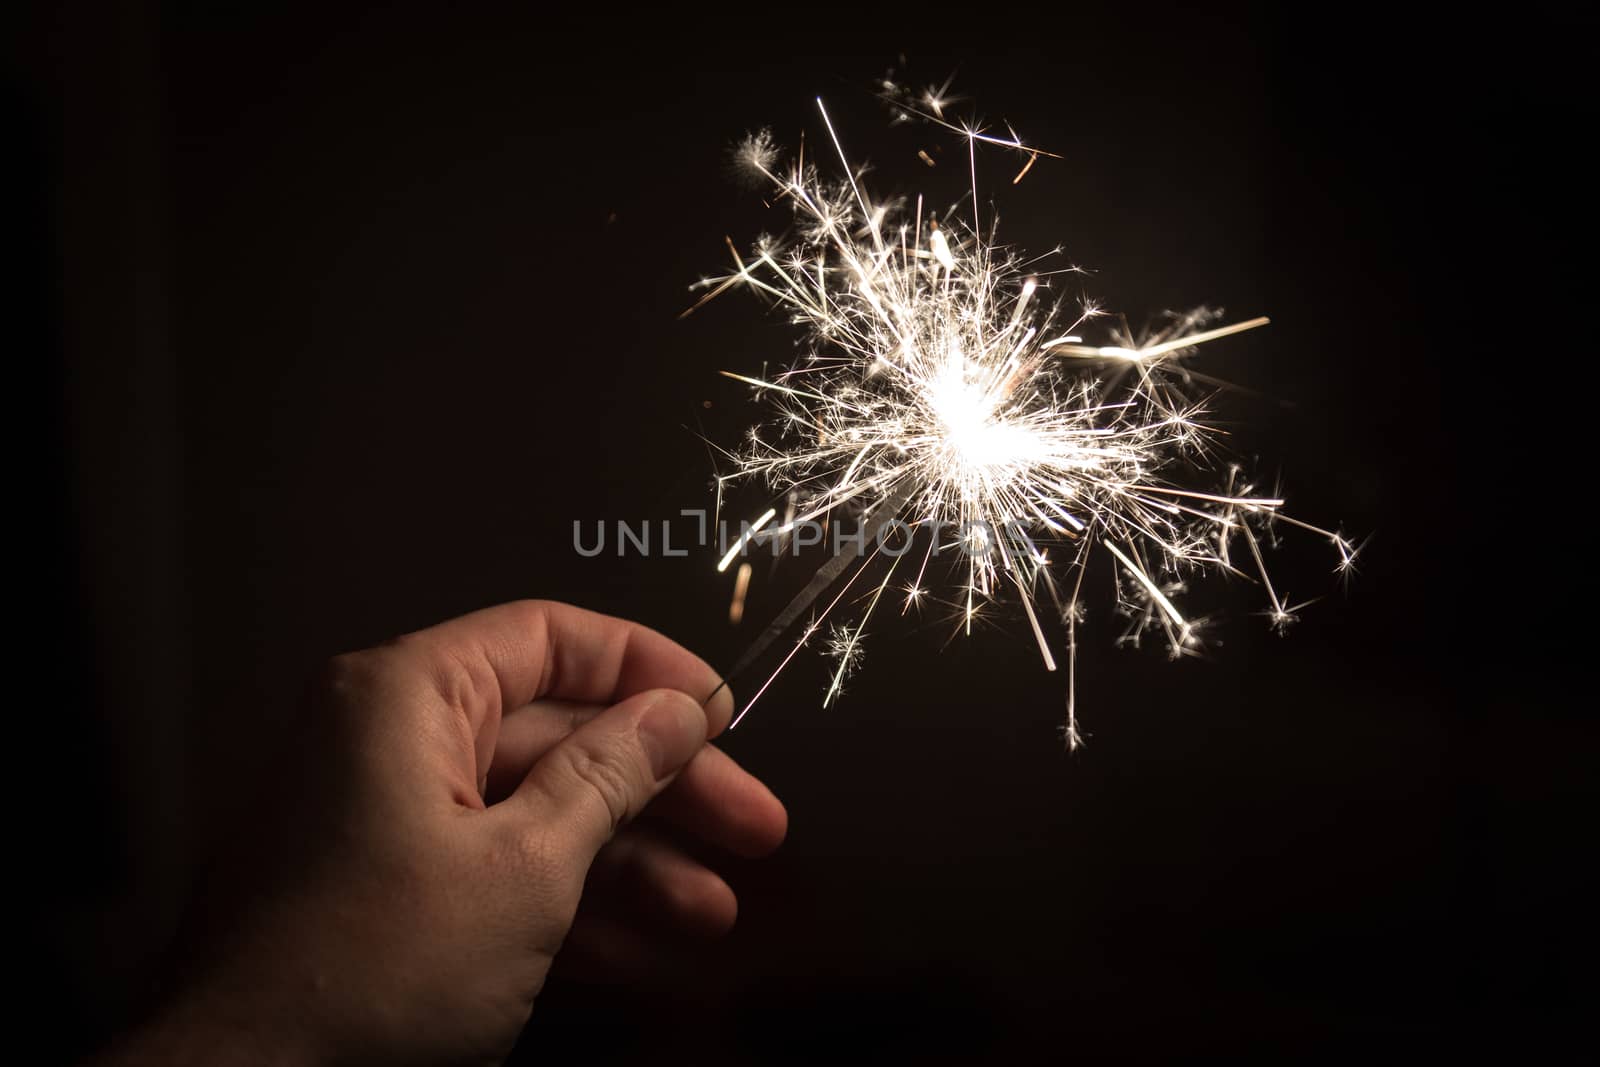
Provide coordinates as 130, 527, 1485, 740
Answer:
91, 600, 788, 1066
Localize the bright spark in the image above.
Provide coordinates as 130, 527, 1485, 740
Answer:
694, 89, 1356, 745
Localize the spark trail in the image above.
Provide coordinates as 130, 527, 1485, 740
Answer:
691, 88, 1356, 747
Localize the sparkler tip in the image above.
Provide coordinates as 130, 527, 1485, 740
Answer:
697, 72, 1354, 738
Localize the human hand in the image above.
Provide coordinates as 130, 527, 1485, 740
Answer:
99, 600, 785, 1066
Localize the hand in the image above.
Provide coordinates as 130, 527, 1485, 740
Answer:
99, 601, 786, 1066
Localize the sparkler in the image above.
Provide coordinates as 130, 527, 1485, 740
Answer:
690, 83, 1356, 747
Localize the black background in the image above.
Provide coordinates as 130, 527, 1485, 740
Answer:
11, 2, 1591, 1062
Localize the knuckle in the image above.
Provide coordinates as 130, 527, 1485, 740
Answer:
495, 599, 559, 644
379, 628, 430, 657
496, 825, 580, 923
502, 821, 559, 876
559, 743, 637, 836
424, 640, 504, 729
509, 597, 562, 619
305, 646, 417, 743
313, 649, 387, 709
502, 825, 579, 902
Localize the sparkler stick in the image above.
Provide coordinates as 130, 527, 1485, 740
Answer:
695, 84, 1357, 742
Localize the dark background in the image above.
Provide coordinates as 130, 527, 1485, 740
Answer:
10, 2, 1591, 1062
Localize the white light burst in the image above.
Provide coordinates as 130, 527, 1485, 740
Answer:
691, 90, 1356, 747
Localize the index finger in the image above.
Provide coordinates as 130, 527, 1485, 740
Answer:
399, 600, 734, 737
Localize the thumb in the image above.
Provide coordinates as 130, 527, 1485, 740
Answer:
508, 688, 708, 871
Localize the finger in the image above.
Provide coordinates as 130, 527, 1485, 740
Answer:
401, 598, 733, 730
488, 704, 786, 858
505, 688, 707, 888
369, 600, 733, 801
587, 829, 738, 937
649, 745, 788, 858
484, 699, 602, 802
553, 913, 667, 985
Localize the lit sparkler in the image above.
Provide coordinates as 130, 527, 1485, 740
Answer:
691, 86, 1356, 747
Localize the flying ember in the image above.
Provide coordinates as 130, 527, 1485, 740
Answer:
689, 80, 1357, 748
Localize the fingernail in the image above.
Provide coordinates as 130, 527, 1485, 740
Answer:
636, 690, 706, 781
